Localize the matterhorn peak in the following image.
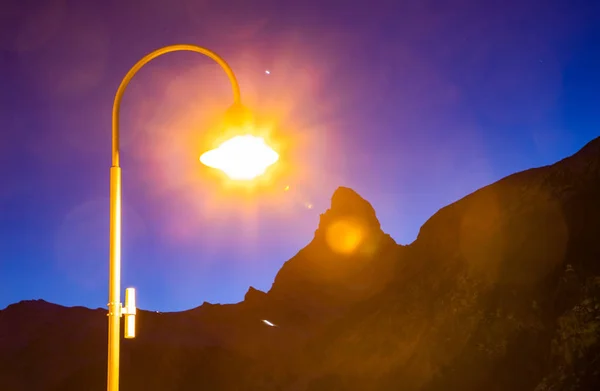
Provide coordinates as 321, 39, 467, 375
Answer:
317, 186, 381, 233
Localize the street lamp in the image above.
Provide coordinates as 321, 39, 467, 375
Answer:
107, 44, 278, 391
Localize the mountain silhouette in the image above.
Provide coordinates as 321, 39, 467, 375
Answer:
1, 136, 599, 390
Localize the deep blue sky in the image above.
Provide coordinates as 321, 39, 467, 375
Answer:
1, 0, 599, 311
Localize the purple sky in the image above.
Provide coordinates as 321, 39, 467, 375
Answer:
1, 0, 599, 311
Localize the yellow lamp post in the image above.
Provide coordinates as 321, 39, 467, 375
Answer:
107, 44, 278, 391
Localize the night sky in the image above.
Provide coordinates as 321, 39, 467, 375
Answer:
1, 0, 599, 311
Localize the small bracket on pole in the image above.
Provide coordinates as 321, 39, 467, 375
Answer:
107, 302, 121, 317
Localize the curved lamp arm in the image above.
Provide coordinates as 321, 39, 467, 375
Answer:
111, 44, 242, 167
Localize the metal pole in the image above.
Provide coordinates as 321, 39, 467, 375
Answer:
107, 44, 241, 391
107, 166, 122, 391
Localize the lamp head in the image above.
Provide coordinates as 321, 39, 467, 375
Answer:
199, 104, 279, 181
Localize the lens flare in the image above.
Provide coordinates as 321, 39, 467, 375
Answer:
200, 135, 279, 180
325, 219, 365, 255
262, 319, 277, 327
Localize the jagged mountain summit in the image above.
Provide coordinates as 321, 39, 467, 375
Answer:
1, 136, 599, 391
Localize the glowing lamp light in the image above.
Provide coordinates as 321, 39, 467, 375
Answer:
200, 135, 279, 180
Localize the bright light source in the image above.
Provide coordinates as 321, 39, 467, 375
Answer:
200, 135, 279, 180
265, 70, 271, 75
